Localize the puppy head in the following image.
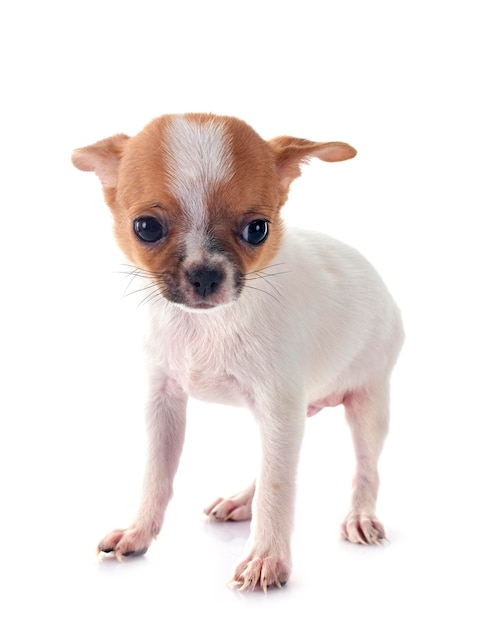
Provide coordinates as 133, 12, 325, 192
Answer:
72, 113, 356, 311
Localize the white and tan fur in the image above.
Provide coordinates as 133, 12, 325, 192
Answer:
72, 113, 404, 591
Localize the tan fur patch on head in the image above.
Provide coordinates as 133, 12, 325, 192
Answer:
208, 116, 285, 274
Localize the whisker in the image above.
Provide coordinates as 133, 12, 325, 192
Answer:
117, 263, 160, 278
138, 287, 163, 308
123, 282, 161, 299
243, 284, 282, 304
244, 270, 290, 281
253, 274, 284, 299
244, 262, 286, 276
116, 269, 159, 281
242, 260, 290, 304
113, 263, 163, 303
122, 271, 143, 296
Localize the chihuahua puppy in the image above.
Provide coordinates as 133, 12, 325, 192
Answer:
72, 113, 403, 591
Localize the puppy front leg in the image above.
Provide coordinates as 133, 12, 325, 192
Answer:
98, 377, 187, 560
233, 399, 306, 591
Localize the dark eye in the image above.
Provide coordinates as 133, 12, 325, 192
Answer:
133, 216, 165, 243
241, 219, 269, 246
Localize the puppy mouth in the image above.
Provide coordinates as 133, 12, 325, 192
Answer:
184, 300, 220, 311
169, 290, 240, 311
163, 295, 237, 313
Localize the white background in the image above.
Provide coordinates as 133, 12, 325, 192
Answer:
1, 1, 486, 624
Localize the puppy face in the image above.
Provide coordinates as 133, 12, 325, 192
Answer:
72, 113, 356, 311
115, 114, 283, 310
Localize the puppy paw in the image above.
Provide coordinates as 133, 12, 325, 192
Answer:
97, 527, 154, 561
232, 555, 289, 592
204, 497, 252, 521
341, 513, 386, 545
204, 483, 255, 521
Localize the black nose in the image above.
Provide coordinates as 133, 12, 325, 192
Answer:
187, 267, 223, 298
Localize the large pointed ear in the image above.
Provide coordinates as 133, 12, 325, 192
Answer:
268, 136, 357, 195
71, 134, 130, 188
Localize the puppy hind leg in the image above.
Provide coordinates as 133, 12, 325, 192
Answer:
342, 382, 390, 545
204, 481, 255, 521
